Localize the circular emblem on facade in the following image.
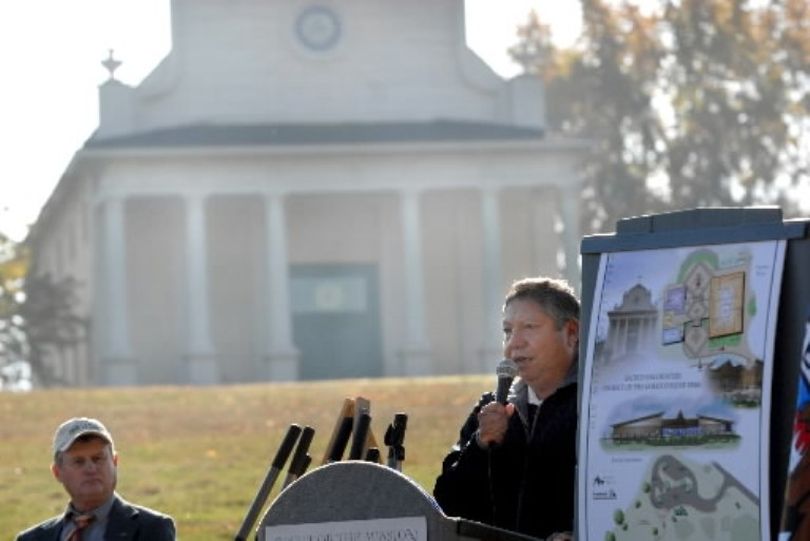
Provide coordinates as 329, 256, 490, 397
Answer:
295, 5, 342, 52
314, 282, 345, 311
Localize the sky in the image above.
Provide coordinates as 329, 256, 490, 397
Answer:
0, 0, 582, 242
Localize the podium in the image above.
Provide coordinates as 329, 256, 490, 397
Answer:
257, 461, 539, 541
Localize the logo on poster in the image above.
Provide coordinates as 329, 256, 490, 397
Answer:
592, 475, 618, 500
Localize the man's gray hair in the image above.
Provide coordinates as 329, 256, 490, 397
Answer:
503, 276, 580, 329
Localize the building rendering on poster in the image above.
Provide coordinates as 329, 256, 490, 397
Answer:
579, 240, 785, 541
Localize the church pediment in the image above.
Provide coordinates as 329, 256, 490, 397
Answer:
96, 0, 546, 139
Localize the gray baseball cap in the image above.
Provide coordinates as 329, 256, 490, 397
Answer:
53, 417, 114, 456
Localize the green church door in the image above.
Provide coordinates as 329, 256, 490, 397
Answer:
290, 264, 383, 380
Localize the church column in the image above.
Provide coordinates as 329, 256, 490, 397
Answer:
533, 187, 561, 277
183, 193, 218, 384
99, 195, 136, 385
559, 184, 581, 291
480, 187, 504, 371
399, 189, 431, 375
621, 317, 629, 357
263, 193, 299, 381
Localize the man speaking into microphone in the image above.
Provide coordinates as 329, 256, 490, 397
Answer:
433, 277, 579, 541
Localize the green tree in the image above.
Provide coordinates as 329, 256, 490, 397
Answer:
0, 234, 86, 387
20, 271, 87, 386
511, 0, 810, 233
0, 233, 28, 380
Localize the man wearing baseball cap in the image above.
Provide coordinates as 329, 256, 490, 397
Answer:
15, 417, 176, 540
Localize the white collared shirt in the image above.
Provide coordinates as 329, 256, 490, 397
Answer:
528, 385, 543, 407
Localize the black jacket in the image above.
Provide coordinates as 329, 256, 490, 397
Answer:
433, 378, 578, 539
15, 494, 176, 541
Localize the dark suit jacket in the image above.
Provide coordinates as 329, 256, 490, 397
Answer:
15, 494, 176, 541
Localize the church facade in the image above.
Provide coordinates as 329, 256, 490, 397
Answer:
30, 0, 588, 385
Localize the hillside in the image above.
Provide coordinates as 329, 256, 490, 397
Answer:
0, 375, 490, 540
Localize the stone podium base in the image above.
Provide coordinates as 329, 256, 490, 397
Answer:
185, 354, 219, 384
264, 349, 300, 381
398, 346, 432, 376
101, 357, 138, 386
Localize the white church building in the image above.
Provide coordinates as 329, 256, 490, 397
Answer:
30, 0, 588, 386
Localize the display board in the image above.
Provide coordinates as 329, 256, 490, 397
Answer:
578, 207, 810, 541
579, 241, 784, 540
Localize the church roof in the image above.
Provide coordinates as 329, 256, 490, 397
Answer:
84, 120, 544, 149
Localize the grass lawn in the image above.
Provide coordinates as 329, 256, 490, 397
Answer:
0, 375, 490, 540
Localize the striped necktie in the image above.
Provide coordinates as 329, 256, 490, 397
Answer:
67, 513, 95, 541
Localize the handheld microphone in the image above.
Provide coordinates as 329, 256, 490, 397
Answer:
282, 425, 315, 489
234, 424, 301, 541
327, 415, 354, 462
384, 413, 408, 471
495, 358, 518, 405
364, 447, 381, 463
348, 412, 372, 460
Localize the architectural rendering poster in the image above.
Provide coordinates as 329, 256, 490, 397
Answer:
779, 306, 810, 540
578, 240, 785, 541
